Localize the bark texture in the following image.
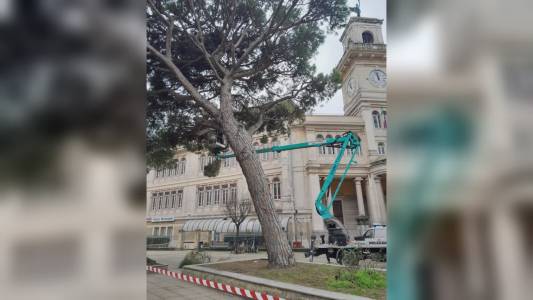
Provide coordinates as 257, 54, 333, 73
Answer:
220, 79, 295, 267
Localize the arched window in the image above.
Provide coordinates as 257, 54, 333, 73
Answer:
316, 134, 326, 155
272, 177, 281, 200
326, 135, 335, 155
372, 111, 381, 128
362, 31, 374, 44
378, 142, 386, 155
382, 111, 388, 128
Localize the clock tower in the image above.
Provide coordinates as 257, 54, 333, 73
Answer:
336, 16, 386, 157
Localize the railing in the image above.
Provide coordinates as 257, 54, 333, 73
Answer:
346, 42, 386, 52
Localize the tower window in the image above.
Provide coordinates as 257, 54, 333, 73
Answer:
362, 31, 374, 44
372, 111, 381, 128
272, 177, 281, 200
378, 142, 386, 155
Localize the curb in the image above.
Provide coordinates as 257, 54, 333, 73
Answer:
186, 264, 371, 300
147, 265, 285, 300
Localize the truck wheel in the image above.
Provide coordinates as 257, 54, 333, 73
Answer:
370, 249, 386, 262
335, 250, 343, 264
338, 249, 360, 267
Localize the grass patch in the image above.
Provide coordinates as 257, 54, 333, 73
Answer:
208, 260, 386, 299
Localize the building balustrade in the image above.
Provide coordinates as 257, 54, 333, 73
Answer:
346, 42, 386, 52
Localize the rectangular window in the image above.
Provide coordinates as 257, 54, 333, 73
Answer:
197, 187, 204, 207
171, 191, 176, 208
378, 142, 386, 155
158, 193, 163, 209
177, 190, 183, 208
151, 193, 157, 210
214, 186, 220, 205
167, 227, 173, 238
160, 227, 167, 236
153, 227, 159, 236
206, 187, 212, 206
230, 183, 237, 202
164, 192, 170, 208
222, 185, 228, 205
181, 160, 186, 175
273, 180, 281, 200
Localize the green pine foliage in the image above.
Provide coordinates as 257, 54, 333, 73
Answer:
146, 0, 351, 170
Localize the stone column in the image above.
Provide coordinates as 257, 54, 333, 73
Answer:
365, 176, 377, 225
354, 177, 365, 216
490, 209, 527, 300
309, 174, 326, 233
374, 175, 387, 225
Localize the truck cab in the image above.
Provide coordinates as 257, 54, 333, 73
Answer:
355, 225, 387, 243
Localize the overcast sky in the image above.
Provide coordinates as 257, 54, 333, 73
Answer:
312, 0, 386, 115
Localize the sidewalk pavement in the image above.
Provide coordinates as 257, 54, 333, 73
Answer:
148, 272, 236, 300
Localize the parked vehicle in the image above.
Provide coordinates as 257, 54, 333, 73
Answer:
305, 224, 387, 266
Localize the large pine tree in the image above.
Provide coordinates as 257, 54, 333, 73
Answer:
147, 0, 349, 267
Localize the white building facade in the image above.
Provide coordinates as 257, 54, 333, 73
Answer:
146, 17, 387, 249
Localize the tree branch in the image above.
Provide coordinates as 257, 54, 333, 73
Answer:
185, 0, 228, 80
147, 43, 220, 118
247, 113, 264, 135
165, 16, 174, 58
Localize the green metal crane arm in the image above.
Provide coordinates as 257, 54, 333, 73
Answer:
216, 132, 361, 221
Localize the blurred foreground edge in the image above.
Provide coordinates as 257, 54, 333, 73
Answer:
388, 0, 533, 300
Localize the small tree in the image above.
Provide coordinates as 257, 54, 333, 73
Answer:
225, 197, 251, 253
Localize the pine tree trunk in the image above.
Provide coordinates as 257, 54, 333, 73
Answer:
219, 79, 295, 267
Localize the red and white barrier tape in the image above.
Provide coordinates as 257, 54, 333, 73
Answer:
147, 266, 284, 300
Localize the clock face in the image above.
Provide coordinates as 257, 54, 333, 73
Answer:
347, 75, 357, 96
368, 69, 387, 88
